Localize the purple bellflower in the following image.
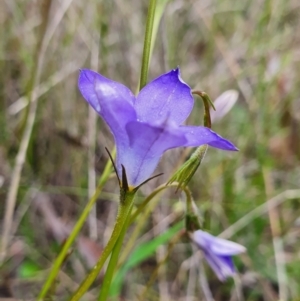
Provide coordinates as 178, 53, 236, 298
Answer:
192, 230, 246, 281
78, 68, 237, 188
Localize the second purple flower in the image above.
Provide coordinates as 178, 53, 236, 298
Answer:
192, 230, 246, 281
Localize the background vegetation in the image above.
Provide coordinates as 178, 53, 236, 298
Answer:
1, 0, 300, 300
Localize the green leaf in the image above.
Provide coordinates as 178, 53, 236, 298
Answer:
18, 260, 41, 279
150, 0, 172, 57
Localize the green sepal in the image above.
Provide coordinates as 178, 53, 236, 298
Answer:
132, 172, 163, 193
185, 213, 201, 232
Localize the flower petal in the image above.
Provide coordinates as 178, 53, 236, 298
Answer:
209, 237, 246, 256
78, 69, 137, 178
193, 230, 245, 256
135, 68, 194, 125
192, 230, 210, 249
78, 69, 136, 113
193, 231, 240, 281
178, 126, 238, 151
123, 121, 187, 186
203, 252, 235, 281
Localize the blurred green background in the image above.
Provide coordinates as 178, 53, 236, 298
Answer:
1, 0, 300, 300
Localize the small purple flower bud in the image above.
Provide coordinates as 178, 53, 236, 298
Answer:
192, 230, 246, 281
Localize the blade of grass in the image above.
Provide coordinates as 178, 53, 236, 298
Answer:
1, 0, 53, 263
37, 149, 114, 300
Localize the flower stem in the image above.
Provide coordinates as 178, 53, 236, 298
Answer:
97, 204, 134, 301
191, 90, 215, 129
37, 149, 115, 300
139, 0, 157, 90
69, 191, 136, 301
130, 182, 178, 223
118, 183, 190, 268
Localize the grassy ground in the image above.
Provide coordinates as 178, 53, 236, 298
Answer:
1, 0, 300, 300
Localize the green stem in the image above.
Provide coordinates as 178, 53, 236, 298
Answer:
130, 182, 177, 224
139, 0, 157, 90
69, 191, 136, 301
191, 90, 215, 129
118, 183, 190, 268
37, 149, 115, 300
98, 204, 134, 301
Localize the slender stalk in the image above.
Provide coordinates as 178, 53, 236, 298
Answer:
69, 191, 136, 301
87, 27, 100, 240
98, 205, 134, 301
130, 182, 179, 223
197, 255, 214, 301
139, 0, 157, 90
37, 150, 114, 300
119, 183, 190, 268
0, 0, 52, 264
191, 90, 214, 129
100, 183, 189, 301
262, 167, 288, 301
186, 245, 197, 301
